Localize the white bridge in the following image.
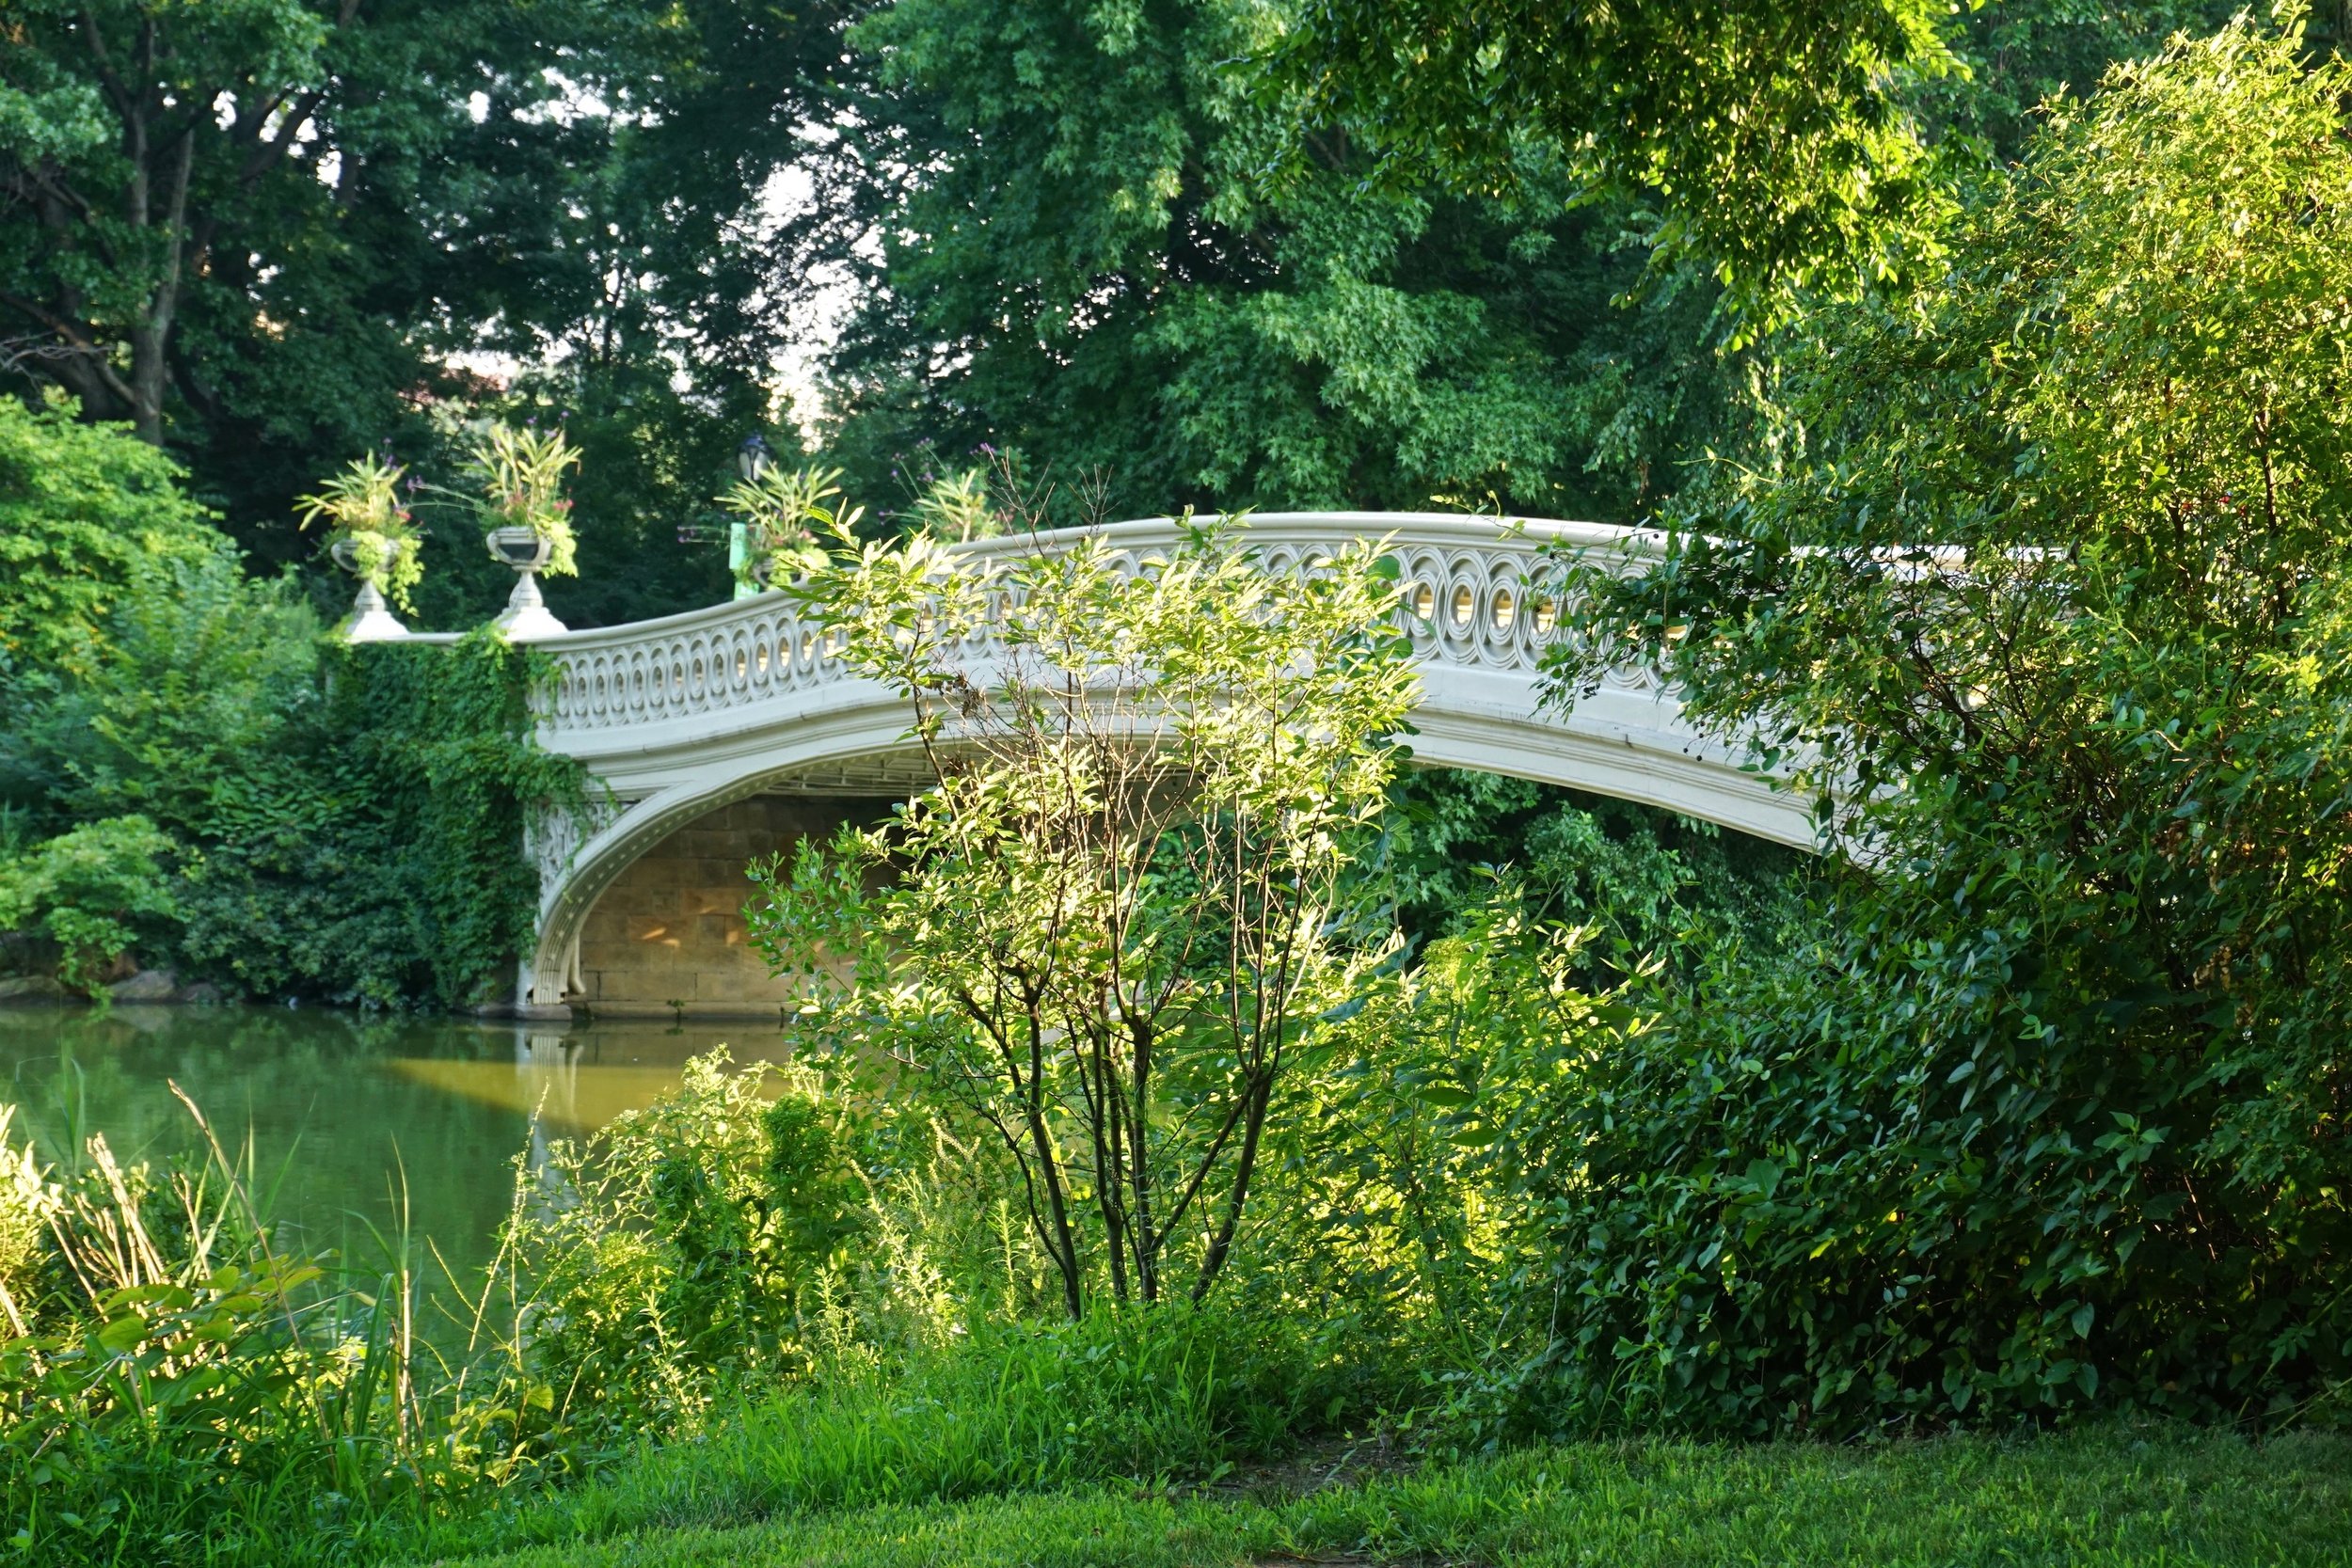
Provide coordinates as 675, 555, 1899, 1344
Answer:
514, 514, 1813, 1014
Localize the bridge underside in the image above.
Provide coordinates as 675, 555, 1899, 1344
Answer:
527, 693, 1816, 1020
561, 792, 892, 1019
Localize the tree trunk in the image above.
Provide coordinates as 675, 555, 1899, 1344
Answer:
1124, 1015, 1160, 1303
1024, 1011, 1086, 1320
123, 122, 198, 441
1191, 1069, 1274, 1304
1092, 1025, 1133, 1303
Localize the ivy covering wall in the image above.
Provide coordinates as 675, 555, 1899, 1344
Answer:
159, 634, 581, 1008
0, 395, 579, 1007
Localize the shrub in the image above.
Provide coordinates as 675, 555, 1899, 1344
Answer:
1377, 768, 1808, 968
1536, 18, 2352, 1434
500, 1053, 866, 1449
0, 816, 178, 991
749, 509, 1419, 1317
1241, 886, 1631, 1429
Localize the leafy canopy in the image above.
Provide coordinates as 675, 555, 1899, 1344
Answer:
825, 0, 1738, 522
1, 0, 861, 616
0, 394, 225, 674
1274, 0, 1965, 339
821, 1, 2220, 530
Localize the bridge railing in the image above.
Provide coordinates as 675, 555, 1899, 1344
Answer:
528, 512, 1667, 754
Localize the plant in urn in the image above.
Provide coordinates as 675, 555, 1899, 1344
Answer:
299, 452, 423, 642
469, 422, 581, 640
718, 458, 849, 594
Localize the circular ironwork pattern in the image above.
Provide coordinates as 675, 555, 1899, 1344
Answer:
533, 519, 1656, 746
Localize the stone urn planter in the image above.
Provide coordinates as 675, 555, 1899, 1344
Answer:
487, 525, 568, 640
329, 535, 412, 642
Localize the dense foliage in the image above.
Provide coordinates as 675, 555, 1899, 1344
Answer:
1379, 768, 1804, 966
507, 1053, 867, 1446
0, 0, 859, 619
813, 1, 2233, 532
824, 0, 1740, 526
0, 392, 220, 673
0, 815, 175, 990
1537, 18, 2352, 1433
0, 400, 574, 1004
1275, 0, 1959, 338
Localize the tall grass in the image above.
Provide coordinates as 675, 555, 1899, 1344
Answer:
0, 1087, 504, 1566
0, 1062, 1350, 1567
424, 1306, 1332, 1559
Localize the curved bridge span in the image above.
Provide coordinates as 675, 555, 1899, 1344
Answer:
517, 513, 1812, 1013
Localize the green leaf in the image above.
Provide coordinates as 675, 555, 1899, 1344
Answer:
96, 1312, 147, 1354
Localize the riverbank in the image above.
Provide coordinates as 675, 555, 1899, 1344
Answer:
0, 1002, 796, 1287
0, 966, 223, 1005
431, 1424, 2351, 1567
6, 1016, 2348, 1568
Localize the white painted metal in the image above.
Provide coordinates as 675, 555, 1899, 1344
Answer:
488, 527, 570, 641
515, 513, 1812, 1009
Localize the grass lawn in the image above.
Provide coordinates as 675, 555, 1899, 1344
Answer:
433, 1424, 2352, 1567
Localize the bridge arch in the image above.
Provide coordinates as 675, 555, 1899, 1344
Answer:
517, 514, 1814, 1014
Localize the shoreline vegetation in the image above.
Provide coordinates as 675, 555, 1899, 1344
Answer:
1, 1035, 2344, 1568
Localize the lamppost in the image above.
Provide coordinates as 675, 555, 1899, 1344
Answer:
739, 432, 775, 482
730, 433, 776, 599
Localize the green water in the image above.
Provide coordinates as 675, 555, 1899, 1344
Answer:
0, 1003, 796, 1280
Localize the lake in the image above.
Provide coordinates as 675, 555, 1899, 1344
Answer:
0, 1003, 797, 1284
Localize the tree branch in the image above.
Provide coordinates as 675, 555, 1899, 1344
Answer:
0, 290, 136, 406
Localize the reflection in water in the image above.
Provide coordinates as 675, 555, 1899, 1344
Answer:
0, 1005, 795, 1278
387, 1046, 742, 1131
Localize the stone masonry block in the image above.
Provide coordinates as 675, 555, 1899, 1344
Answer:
574, 793, 893, 1017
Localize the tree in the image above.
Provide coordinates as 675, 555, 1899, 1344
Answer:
0, 0, 323, 444
1537, 16, 2352, 1428
822, 0, 1740, 526
1274, 0, 1964, 338
820, 1, 2252, 535
746, 494, 1419, 1315
0, 391, 227, 675
0, 0, 866, 602
1915, 0, 2239, 157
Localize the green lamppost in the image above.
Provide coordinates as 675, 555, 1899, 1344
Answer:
731, 434, 775, 600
